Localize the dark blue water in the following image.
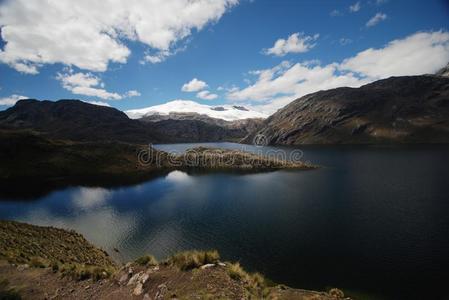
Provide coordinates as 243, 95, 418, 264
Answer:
1, 143, 449, 300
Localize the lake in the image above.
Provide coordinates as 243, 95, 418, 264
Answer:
1, 143, 449, 300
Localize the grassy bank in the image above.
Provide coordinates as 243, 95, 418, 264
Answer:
0, 220, 347, 299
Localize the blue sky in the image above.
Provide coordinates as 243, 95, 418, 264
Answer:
0, 0, 448, 113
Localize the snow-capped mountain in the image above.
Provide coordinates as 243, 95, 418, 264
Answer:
125, 100, 267, 121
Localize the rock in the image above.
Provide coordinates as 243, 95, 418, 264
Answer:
217, 262, 226, 267
329, 288, 345, 299
17, 264, 29, 271
143, 293, 152, 300
155, 284, 167, 300
200, 263, 215, 269
140, 273, 150, 284
133, 283, 143, 296
127, 272, 141, 286
128, 267, 133, 275
119, 274, 128, 284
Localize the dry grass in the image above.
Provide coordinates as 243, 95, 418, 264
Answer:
135, 255, 158, 266
227, 262, 272, 298
167, 250, 220, 271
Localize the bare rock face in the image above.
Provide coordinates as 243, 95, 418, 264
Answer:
140, 112, 264, 143
243, 75, 449, 145
436, 63, 449, 77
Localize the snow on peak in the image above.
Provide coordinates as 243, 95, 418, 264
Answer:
125, 100, 267, 121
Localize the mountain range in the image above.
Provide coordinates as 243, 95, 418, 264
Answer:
125, 100, 267, 121
1, 65, 449, 145
243, 74, 449, 145
0, 100, 263, 143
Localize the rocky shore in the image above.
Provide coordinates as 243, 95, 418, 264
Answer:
0, 220, 348, 300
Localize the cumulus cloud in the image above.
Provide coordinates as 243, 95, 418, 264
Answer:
0, 94, 29, 106
57, 71, 140, 100
366, 12, 387, 27
340, 31, 449, 78
263, 33, 319, 56
57, 72, 122, 100
125, 90, 141, 97
349, 2, 361, 12
196, 90, 218, 100
0, 0, 238, 74
181, 78, 208, 92
228, 31, 449, 114
228, 61, 369, 103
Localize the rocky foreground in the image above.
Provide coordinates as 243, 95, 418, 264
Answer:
0, 220, 348, 300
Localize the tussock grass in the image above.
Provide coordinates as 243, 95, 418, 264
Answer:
227, 262, 271, 297
59, 263, 114, 281
135, 255, 158, 266
168, 250, 220, 271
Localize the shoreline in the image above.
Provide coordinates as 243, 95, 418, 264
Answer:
0, 219, 348, 300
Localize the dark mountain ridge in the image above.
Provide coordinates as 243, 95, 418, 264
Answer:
0, 99, 161, 143
140, 112, 263, 142
243, 75, 449, 145
0, 99, 262, 143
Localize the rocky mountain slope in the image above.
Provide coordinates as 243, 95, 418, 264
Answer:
243, 75, 449, 145
0, 99, 263, 143
140, 112, 263, 143
0, 99, 161, 143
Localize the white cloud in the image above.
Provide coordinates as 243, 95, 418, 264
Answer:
196, 90, 218, 100
366, 12, 387, 27
340, 31, 449, 79
263, 33, 319, 56
228, 61, 369, 103
376, 0, 388, 5
349, 2, 361, 12
330, 9, 343, 17
339, 38, 353, 46
227, 31, 449, 114
0, 94, 29, 106
125, 90, 141, 97
57, 72, 123, 100
84, 101, 111, 107
181, 78, 208, 92
0, 0, 238, 74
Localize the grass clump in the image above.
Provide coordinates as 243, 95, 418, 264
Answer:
29, 256, 49, 268
168, 250, 220, 271
227, 262, 271, 298
135, 255, 158, 266
59, 263, 114, 281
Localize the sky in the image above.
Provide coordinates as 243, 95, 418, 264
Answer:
0, 0, 448, 114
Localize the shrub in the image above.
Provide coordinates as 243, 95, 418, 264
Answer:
135, 255, 158, 266
29, 257, 48, 268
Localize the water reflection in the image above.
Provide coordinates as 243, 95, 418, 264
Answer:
0, 144, 449, 300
